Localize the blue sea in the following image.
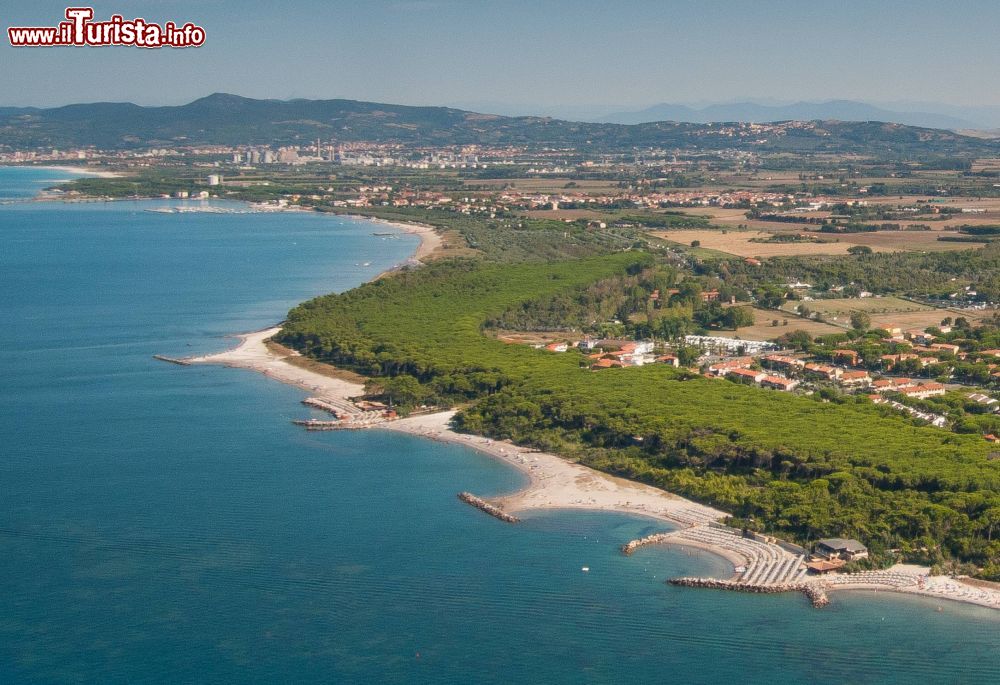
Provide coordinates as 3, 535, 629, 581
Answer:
0, 166, 997, 683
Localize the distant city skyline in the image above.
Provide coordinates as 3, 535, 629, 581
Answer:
4, 0, 1000, 111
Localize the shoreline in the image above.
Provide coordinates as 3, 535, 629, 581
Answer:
177, 215, 999, 614
382, 410, 729, 528
343, 214, 443, 262
11, 181, 448, 264
31, 164, 121, 179
187, 331, 1000, 612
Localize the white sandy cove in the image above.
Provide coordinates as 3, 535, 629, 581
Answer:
188, 326, 1000, 612
383, 410, 729, 523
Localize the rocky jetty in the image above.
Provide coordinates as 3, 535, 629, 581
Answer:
668, 577, 829, 608
458, 492, 519, 523
622, 532, 674, 555
152, 354, 191, 366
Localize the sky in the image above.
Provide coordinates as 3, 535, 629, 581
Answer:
3, 0, 1000, 112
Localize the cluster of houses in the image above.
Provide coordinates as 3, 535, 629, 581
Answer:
761, 352, 948, 398
707, 357, 800, 391
874, 325, 1000, 368
699, 347, 957, 421
536, 330, 1000, 436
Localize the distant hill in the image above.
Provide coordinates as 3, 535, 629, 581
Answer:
601, 100, 975, 130
0, 93, 996, 158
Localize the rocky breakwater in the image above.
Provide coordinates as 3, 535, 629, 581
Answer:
458, 492, 519, 523
622, 532, 674, 555
669, 577, 830, 608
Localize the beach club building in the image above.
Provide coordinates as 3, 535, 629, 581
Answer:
814, 538, 869, 561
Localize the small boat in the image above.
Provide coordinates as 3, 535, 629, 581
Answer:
581, 567, 590, 572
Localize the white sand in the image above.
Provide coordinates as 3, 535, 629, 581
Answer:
384, 410, 728, 525
35, 164, 120, 178
187, 327, 365, 405
189, 330, 727, 527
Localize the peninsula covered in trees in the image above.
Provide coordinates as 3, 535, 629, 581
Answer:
277, 221, 1000, 580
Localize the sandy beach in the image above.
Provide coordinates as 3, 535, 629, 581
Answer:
343, 214, 443, 261
187, 328, 729, 531
35, 164, 121, 178
366, 217, 442, 261
187, 327, 365, 401
383, 410, 728, 525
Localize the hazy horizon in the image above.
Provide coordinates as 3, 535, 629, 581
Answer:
4, 0, 1000, 112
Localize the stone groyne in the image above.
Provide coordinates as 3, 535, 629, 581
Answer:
622, 532, 674, 555
291, 419, 344, 431
668, 577, 830, 608
152, 354, 191, 366
302, 397, 352, 418
458, 492, 519, 523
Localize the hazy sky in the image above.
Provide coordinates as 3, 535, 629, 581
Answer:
3, 0, 1000, 110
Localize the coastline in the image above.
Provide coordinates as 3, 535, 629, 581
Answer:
178, 216, 1000, 614
346, 215, 442, 261
33, 164, 121, 179
382, 410, 728, 527
187, 331, 730, 530
188, 328, 1000, 612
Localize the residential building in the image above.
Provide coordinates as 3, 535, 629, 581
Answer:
760, 375, 799, 391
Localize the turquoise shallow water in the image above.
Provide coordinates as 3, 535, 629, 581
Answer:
0, 167, 997, 683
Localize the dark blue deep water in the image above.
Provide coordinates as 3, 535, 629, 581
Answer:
1, 167, 997, 683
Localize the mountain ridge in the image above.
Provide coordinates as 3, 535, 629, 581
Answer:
0, 93, 996, 158
600, 99, 976, 129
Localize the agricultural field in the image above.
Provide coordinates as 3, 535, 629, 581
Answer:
652, 227, 985, 257
774, 296, 1000, 332
836, 230, 989, 252
869, 307, 1000, 332
652, 229, 855, 257
711, 306, 844, 341
786, 296, 934, 318
779, 296, 934, 327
